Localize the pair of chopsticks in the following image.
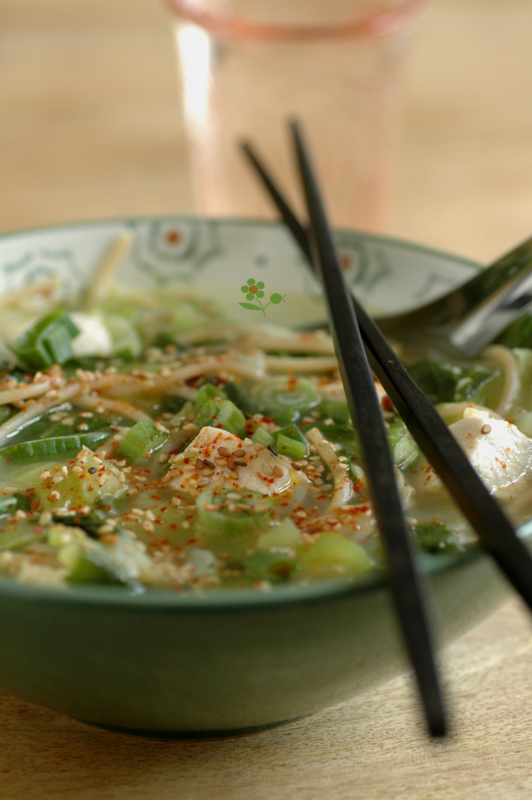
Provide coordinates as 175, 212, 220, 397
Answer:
241, 123, 532, 738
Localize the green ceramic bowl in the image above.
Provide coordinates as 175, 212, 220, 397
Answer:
0, 218, 520, 737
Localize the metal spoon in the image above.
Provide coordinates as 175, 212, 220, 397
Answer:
375, 236, 532, 356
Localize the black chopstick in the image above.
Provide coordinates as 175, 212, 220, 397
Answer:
240, 135, 532, 618
287, 122, 445, 737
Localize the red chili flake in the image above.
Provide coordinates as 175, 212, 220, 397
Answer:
381, 396, 394, 412
186, 538, 198, 545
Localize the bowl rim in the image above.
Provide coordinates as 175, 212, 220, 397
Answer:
0, 214, 481, 275
0, 215, 495, 611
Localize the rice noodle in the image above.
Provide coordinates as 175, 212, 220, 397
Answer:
0, 379, 56, 406
0, 382, 82, 445
72, 395, 151, 423
306, 427, 353, 509
83, 230, 132, 309
91, 357, 265, 398
178, 324, 335, 355
0, 277, 61, 312
265, 356, 338, 373
164, 385, 198, 401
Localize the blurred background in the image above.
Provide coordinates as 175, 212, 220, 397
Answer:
1, 0, 532, 263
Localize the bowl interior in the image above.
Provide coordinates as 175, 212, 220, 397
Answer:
0, 216, 484, 610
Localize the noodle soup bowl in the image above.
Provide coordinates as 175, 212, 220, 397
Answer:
0, 217, 521, 737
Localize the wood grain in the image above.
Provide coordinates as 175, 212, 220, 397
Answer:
1, 1, 532, 797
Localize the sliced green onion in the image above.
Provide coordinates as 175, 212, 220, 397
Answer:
224, 381, 260, 415
118, 421, 168, 463
11, 310, 80, 369
320, 401, 350, 425
194, 382, 227, 412
103, 314, 142, 359
0, 431, 110, 462
275, 434, 307, 461
257, 518, 303, 549
393, 437, 418, 469
251, 377, 321, 424
59, 541, 118, 583
0, 527, 42, 552
196, 488, 273, 535
413, 521, 459, 554
59, 528, 153, 588
251, 426, 275, 448
298, 533, 371, 572
272, 423, 309, 454
0, 493, 29, 515
241, 549, 296, 582
198, 398, 246, 438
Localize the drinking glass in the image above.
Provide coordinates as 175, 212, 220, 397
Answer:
168, 0, 425, 231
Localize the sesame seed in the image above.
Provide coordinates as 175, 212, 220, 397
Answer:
273, 465, 284, 477
52, 473, 64, 484
98, 525, 114, 535
171, 497, 182, 507
40, 470, 51, 480
61, 466, 68, 476
47, 491, 61, 502
79, 412, 93, 418
481, 424, 492, 434
145, 509, 155, 521
233, 449, 245, 457
60, 417, 75, 426
321, 483, 333, 491
39, 511, 52, 525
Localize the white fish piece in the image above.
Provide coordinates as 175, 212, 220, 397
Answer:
422, 407, 532, 501
70, 312, 113, 357
164, 426, 308, 499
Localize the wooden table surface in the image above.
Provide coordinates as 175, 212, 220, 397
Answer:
2, 1, 532, 797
